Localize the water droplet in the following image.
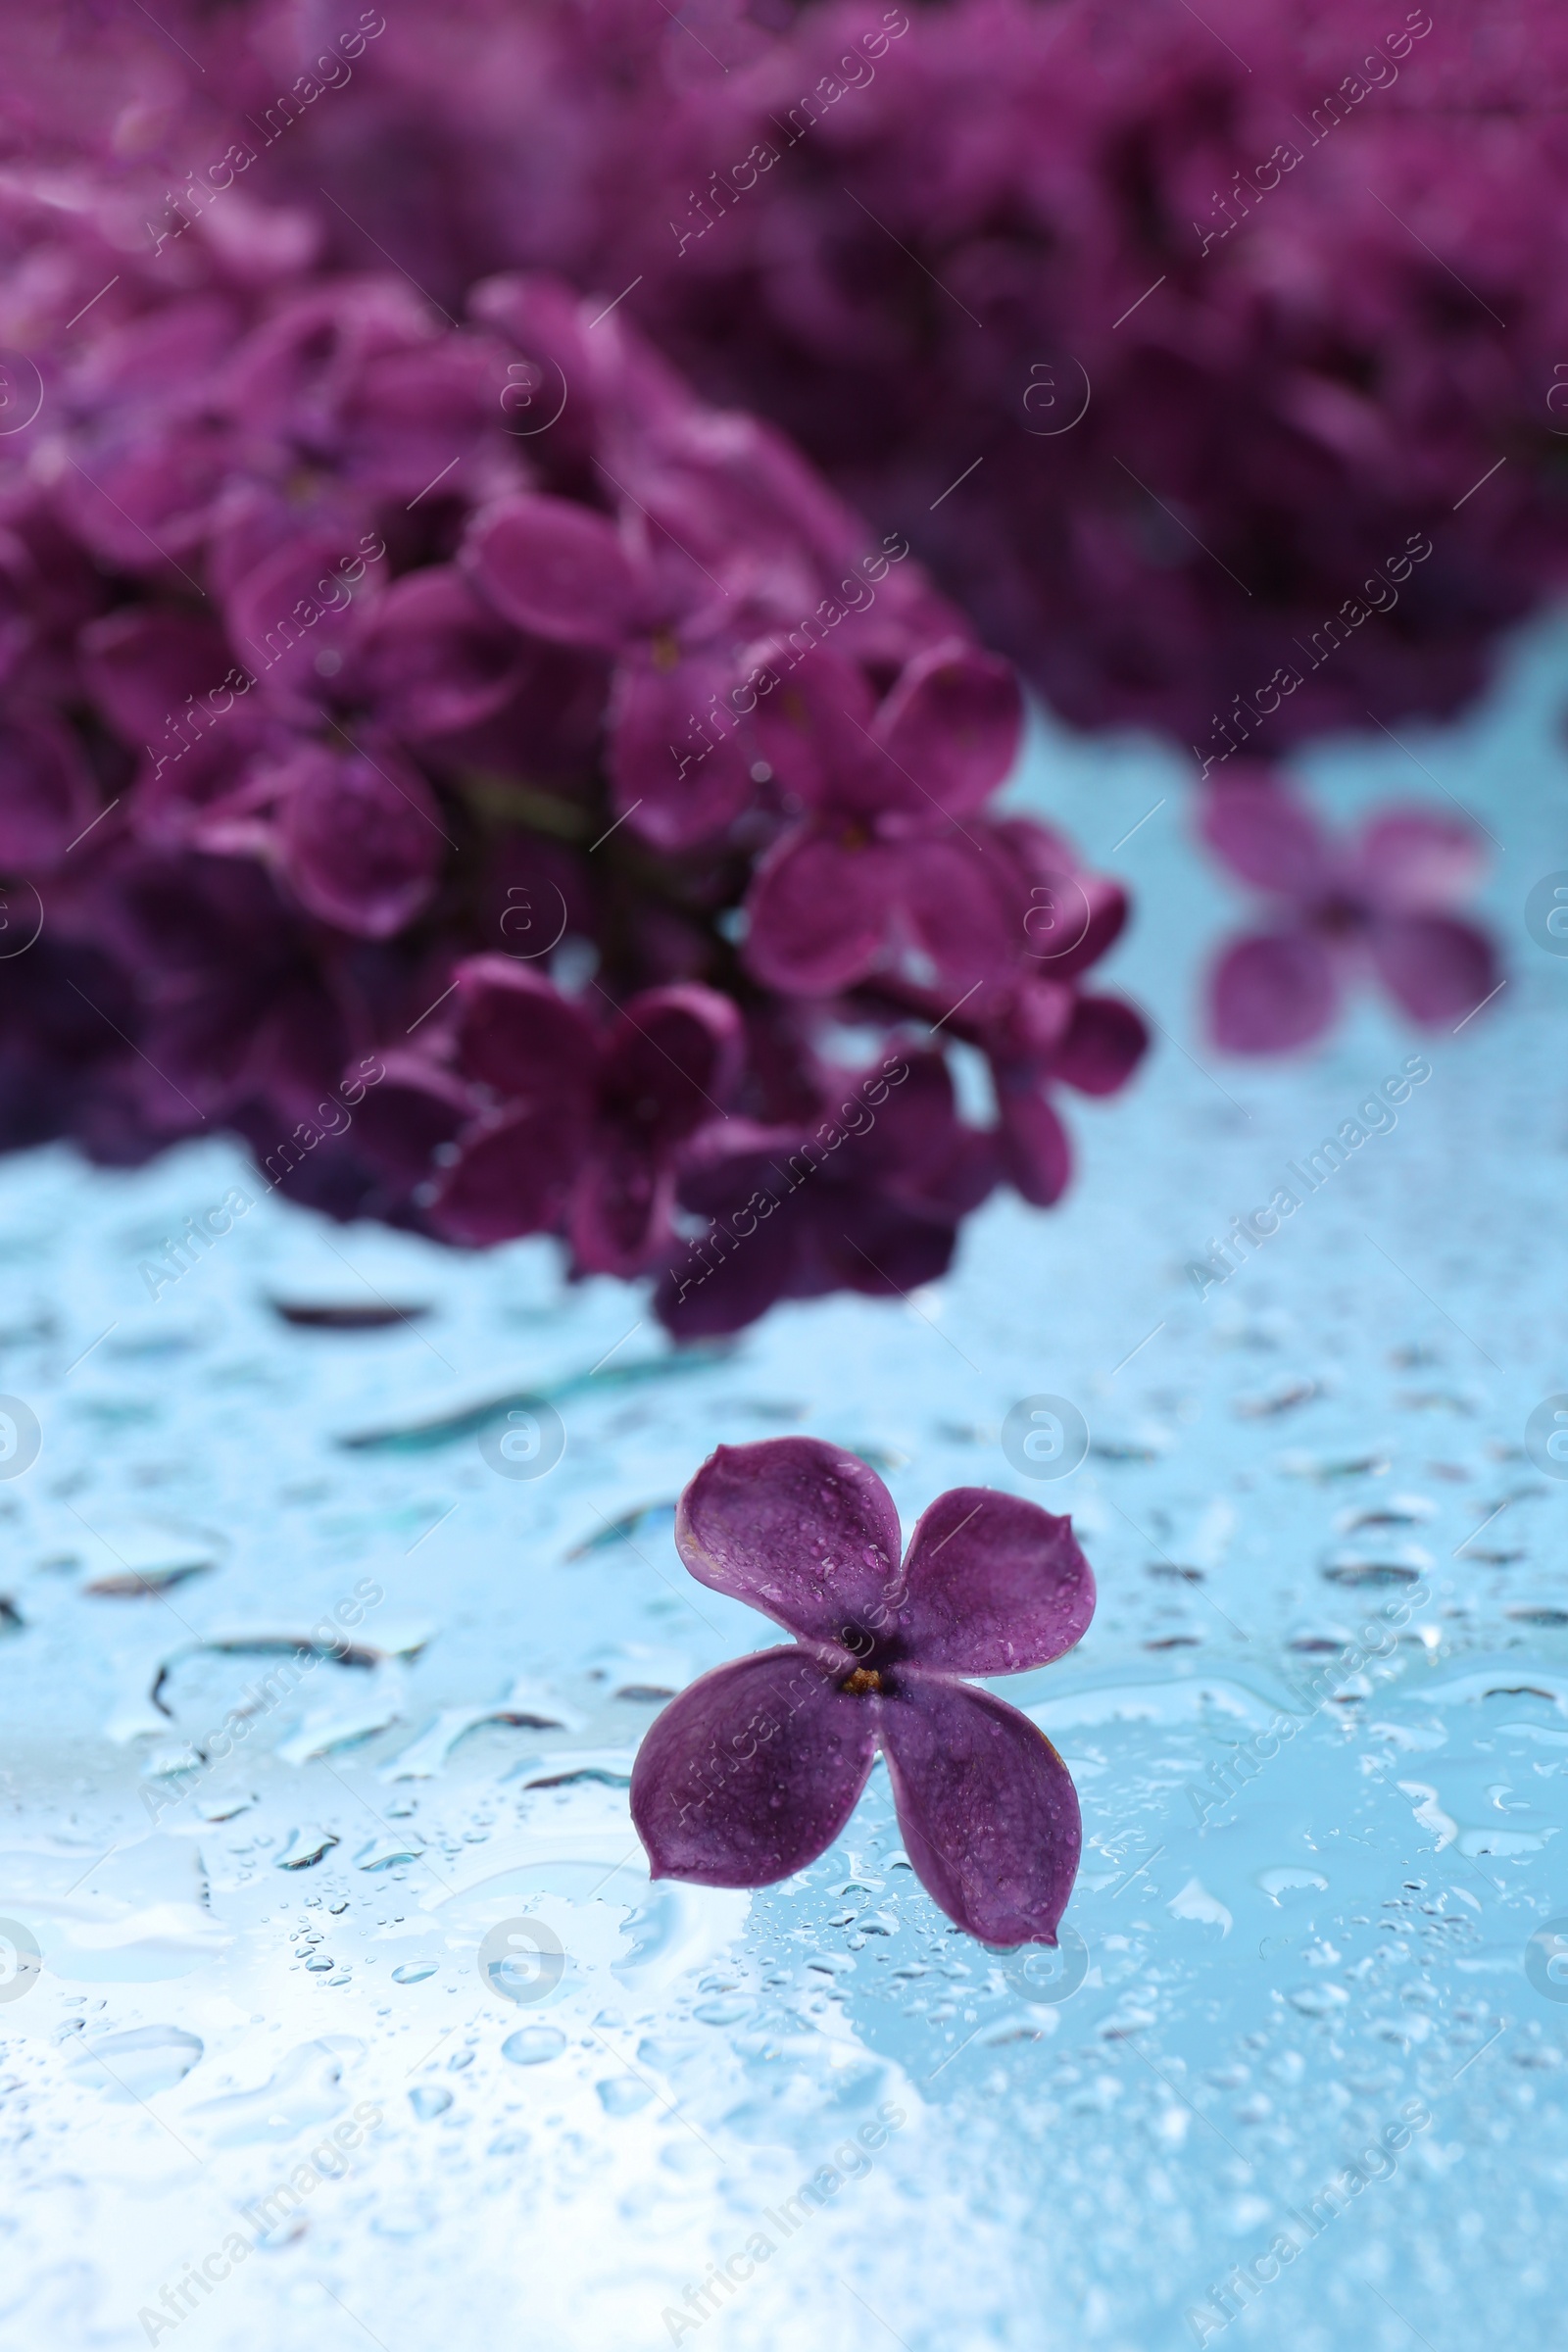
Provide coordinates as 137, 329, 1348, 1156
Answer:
356, 1835, 425, 1872
409, 2084, 452, 2120
275, 1829, 340, 1871
69, 2025, 203, 2099
597, 2077, 654, 2116
392, 1961, 438, 1985
693, 1995, 751, 2026
502, 2027, 565, 2066
188, 2037, 364, 2146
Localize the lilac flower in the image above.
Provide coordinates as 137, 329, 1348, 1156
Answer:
631, 1438, 1096, 1945
1200, 771, 1498, 1053
741, 639, 1024, 1002
0, 184, 1149, 1323
656, 1051, 996, 1337
429, 956, 743, 1274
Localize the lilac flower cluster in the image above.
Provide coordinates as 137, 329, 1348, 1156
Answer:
0, 205, 1144, 1325
87, 0, 1554, 755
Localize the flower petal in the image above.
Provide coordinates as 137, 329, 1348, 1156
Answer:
745, 831, 893, 996
880, 1678, 1081, 1944
896, 1489, 1094, 1673
676, 1437, 903, 1647
450, 956, 600, 1105
1356, 808, 1485, 911
631, 1648, 876, 1887
465, 493, 641, 651
601, 985, 744, 1146
1053, 994, 1149, 1096
1200, 774, 1331, 899
272, 742, 443, 938
349, 566, 520, 740
1370, 913, 1497, 1026
79, 609, 235, 745
0, 710, 101, 874
225, 530, 379, 712
608, 652, 756, 851
569, 1132, 672, 1275
871, 640, 1022, 817
1208, 930, 1339, 1054
994, 1081, 1072, 1206
427, 1102, 589, 1245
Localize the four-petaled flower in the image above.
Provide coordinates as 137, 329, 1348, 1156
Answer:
1201, 770, 1497, 1054
630, 1438, 1096, 1945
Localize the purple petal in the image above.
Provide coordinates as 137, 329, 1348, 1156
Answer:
272, 744, 443, 938
808, 1186, 962, 1300
345, 1055, 474, 1196
748, 640, 880, 814
1200, 774, 1331, 900
1053, 994, 1150, 1096
891, 836, 1021, 999
997, 817, 1129, 976
428, 1102, 589, 1245
994, 1082, 1072, 1206
676, 1437, 903, 1648
745, 831, 892, 995
450, 956, 600, 1105
608, 653, 757, 851
339, 342, 498, 502
1356, 808, 1486, 912
225, 532, 379, 711
631, 1648, 876, 1888
600, 985, 743, 1146
880, 1678, 1081, 1944
1208, 930, 1339, 1054
870, 640, 1022, 817
465, 494, 641, 651
348, 568, 520, 740
79, 609, 235, 745
569, 1134, 672, 1275
0, 711, 100, 873
1370, 913, 1497, 1026
896, 1489, 1095, 1673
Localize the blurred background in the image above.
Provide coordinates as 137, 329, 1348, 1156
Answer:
0, 7, 1562, 2348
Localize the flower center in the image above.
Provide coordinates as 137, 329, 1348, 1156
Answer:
1311, 891, 1367, 938
841, 1667, 883, 1695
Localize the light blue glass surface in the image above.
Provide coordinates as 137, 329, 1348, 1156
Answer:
1, 619, 1565, 2351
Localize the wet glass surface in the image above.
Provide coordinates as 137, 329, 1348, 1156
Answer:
1, 622, 1564, 2350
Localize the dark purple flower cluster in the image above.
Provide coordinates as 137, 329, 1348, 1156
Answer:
61, 0, 1558, 753
0, 206, 1144, 1325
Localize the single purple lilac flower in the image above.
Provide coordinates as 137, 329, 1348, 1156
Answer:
429, 956, 742, 1272
1200, 770, 1498, 1054
741, 638, 1025, 1001
631, 1438, 1095, 1945
656, 1051, 995, 1339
